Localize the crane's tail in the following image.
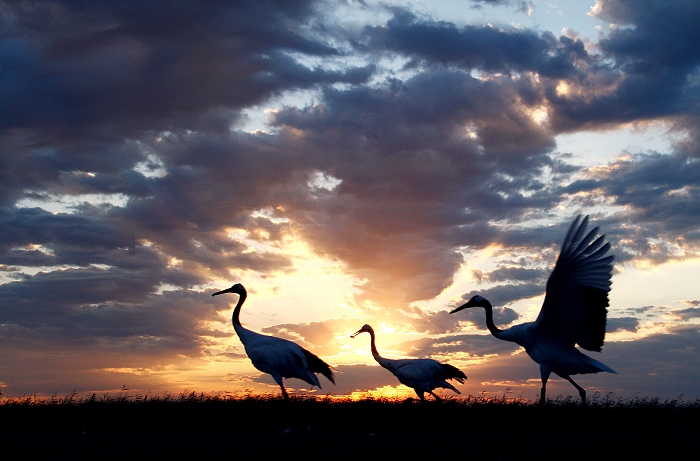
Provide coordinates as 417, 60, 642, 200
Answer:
580, 354, 617, 374
303, 349, 336, 385
437, 381, 461, 394
440, 363, 468, 383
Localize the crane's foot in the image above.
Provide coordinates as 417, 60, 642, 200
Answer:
280, 386, 291, 401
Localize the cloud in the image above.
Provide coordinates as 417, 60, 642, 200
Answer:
0, 281, 228, 352
265, 64, 563, 303
607, 317, 640, 333
0, 0, 370, 138
363, 9, 586, 78
563, 152, 700, 263
456, 283, 542, 309
549, 0, 700, 130
670, 307, 700, 321
482, 266, 549, 283
261, 318, 356, 357
404, 308, 464, 335
594, 0, 700, 73
402, 333, 521, 358
600, 326, 700, 398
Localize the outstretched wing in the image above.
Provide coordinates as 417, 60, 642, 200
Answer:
535, 215, 614, 351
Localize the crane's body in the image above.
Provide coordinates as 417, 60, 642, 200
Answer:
451, 215, 616, 405
213, 283, 335, 399
352, 324, 466, 401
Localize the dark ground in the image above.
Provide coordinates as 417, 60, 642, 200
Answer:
2, 394, 698, 460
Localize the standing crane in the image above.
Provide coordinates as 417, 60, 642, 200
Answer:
212, 283, 335, 400
450, 215, 616, 405
351, 324, 467, 401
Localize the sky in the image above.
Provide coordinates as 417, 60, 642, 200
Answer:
1, 0, 699, 401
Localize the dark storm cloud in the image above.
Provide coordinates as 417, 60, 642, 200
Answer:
0, 280, 228, 356
362, 9, 586, 78
549, 0, 700, 130
0, 0, 371, 137
595, 0, 700, 74
481, 266, 548, 283
0, 206, 133, 265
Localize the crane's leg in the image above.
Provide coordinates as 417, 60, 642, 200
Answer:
279, 383, 290, 400
429, 391, 442, 401
539, 365, 551, 406
272, 375, 291, 400
564, 376, 586, 406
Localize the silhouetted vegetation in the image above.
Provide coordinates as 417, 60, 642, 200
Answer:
2, 391, 699, 459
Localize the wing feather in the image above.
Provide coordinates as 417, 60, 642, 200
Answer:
302, 348, 336, 384
440, 363, 467, 383
535, 215, 614, 351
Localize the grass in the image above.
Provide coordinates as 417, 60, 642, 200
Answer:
2, 390, 699, 459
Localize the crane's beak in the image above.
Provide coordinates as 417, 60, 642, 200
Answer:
350, 329, 364, 338
449, 300, 473, 314
212, 288, 232, 297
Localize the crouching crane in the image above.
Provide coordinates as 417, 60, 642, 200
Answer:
212, 283, 335, 399
450, 215, 616, 405
351, 324, 466, 401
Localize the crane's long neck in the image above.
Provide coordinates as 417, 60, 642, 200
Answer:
482, 303, 506, 339
232, 292, 246, 328
367, 330, 385, 364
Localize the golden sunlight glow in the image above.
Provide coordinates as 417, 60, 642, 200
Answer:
349, 384, 418, 401
167, 257, 182, 268
102, 367, 168, 376
527, 105, 549, 125
481, 379, 536, 388
464, 123, 479, 139
376, 323, 398, 335
556, 81, 570, 96
445, 351, 498, 366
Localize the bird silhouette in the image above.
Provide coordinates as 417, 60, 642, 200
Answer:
450, 215, 616, 405
351, 324, 467, 401
212, 283, 335, 400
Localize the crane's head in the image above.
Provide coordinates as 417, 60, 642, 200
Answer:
350, 324, 373, 338
449, 295, 490, 314
212, 283, 246, 297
